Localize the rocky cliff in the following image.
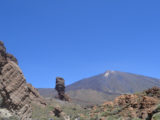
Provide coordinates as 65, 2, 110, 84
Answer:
0, 41, 46, 120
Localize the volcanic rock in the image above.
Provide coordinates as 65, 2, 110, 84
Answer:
53, 105, 62, 117
55, 77, 70, 101
145, 86, 160, 98
0, 41, 18, 67
6, 53, 18, 64
90, 87, 160, 120
0, 41, 7, 69
0, 41, 46, 120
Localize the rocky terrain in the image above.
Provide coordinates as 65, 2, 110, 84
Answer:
36, 87, 160, 120
89, 87, 160, 120
0, 41, 46, 120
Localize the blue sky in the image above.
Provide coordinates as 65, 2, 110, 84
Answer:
0, 0, 160, 88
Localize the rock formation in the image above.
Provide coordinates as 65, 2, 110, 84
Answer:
0, 41, 46, 120
0, 41, 18, 68
6, 53, 18, 64
90, 87, 160, 120
0, 41, 7, 70
55, 77, 70, 101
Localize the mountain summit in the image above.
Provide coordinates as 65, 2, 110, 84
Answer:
65, 71, 160, 105
67, 70, 160, 93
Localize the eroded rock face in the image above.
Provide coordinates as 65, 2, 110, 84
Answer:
55, 77, 70, 101
0, 41, 46, 120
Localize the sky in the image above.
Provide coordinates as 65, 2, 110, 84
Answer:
0, 0, 160, 88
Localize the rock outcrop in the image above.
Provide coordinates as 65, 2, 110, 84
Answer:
55, 77, 70, 101
0, 41, 18, 68
0, 41, 46, 120
0, 41, 7, 69
145, 86, 160, 98
6, 53, 18, 64
90, 87, 160, 120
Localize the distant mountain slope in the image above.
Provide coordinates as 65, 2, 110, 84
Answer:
67, 71, 160, 94
38, 88, 56, 98
38, 71, 160, 105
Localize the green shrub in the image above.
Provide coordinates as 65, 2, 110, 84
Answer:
152, 112, 160, 120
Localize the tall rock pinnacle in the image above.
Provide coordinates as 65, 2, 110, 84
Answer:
55, 77, 70, 101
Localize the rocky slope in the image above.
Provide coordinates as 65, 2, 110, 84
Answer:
67, 71, 160, 94
89, 87, 160, 120
0, 41, 46, 119
36, 87, 160, 120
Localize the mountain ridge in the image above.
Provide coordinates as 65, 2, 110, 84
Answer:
38, 70, 160, 105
